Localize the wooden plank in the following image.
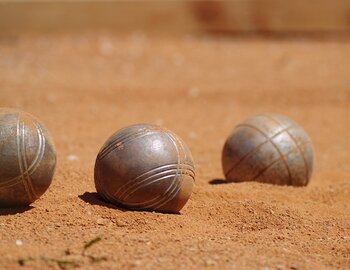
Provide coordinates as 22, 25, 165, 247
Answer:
192, 0, 350, 33
0, 0, 350, 35
0, 1, 198, 34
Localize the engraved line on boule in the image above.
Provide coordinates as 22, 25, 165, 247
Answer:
260, 113, 290, 130
22, 119, 38, 200
115, 163, 194, 199
22, 121, 46, 199
115, 164, 195, 196
98, 128, 151, 160
120, 167, 195, 202
28, 122, 46, 178
125, 173, 182, 210
150, 132, 184, 211
28, 123, 46, 175
98, 130, 157, 161
0, 121, 45, 190
105, 131, 187, 198
17, 116, 34, 202
152, 132, 191, 211
0, 122, 45, 187
21, 119, 37, 199
285, 130, 310, 182
225, 124, 292, 178
119, 163, 194, 188
123, 172, 189, 210
102, 132, 158, 162
98, 130, 146, 160
96, 128, 191, 211
122, 174, 183, 208
98, 128, 149, 159
149, 132, 183, 210
18, 117, 32, 200
115, 168, 194, 199
251, 141, 310, 182
129, 132, 182, 211
262, 114, 310, 183
146, 172, 183, 210
173, 132, 195, 179
101, 127, 147, 149
227, 124, 293, 185
123, 163, 182, 209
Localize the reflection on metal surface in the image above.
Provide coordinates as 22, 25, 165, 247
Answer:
94, 124, 195, 213
0, 108, 56, 207
222, 113, 313, 186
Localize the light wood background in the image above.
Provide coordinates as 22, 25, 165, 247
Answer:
0, 0, 350, 34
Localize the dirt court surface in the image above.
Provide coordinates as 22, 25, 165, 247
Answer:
0, 32, 349, 269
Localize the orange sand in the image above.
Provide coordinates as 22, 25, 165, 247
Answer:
0, 33, 349, 269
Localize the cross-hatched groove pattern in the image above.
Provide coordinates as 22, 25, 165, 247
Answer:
0, 121, 45, 189
97, 128, 156, 161
16, 116, 45, 201
229, 123, 293, 185
261, 114, 310, 181
1, 116, 45, 198
225, 124, 292, 180
251, 140, 311, 182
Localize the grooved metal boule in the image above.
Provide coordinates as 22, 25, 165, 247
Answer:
0, 108, 57, 207
94, 124, 195, 213
222, 113, 314, 186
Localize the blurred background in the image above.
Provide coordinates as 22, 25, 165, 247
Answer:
1, 0, 350, 35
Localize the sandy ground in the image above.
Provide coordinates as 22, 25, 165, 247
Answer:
0, 32, 349, 269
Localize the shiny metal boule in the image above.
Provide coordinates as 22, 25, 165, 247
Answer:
222, 113, 313, 186
0, 108, 57, 207
94, 124, 195, 213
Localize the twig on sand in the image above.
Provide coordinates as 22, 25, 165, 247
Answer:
17, 236, 107, 269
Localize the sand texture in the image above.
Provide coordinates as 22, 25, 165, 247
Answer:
0, 33, 349, 269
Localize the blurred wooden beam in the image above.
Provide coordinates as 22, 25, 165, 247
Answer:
193, 0, 350, 34
0, 1, 197, 35
0, 0, 350, 35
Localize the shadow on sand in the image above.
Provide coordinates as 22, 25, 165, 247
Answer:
0, 206, 34, 216
78, 192, 127, 212
208, 178, 229, 185
78, 192, 181, 215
